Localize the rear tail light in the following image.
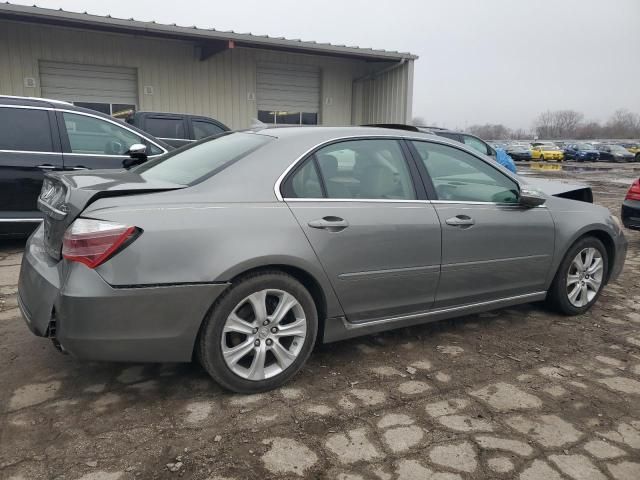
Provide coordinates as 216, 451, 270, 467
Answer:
62, 219, 139, 268
626, 179, 640, 201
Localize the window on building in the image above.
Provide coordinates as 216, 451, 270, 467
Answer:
73, 102, 136, 117
257, 110, 318, 125
0, 107, 53, 152
411, 141, 518, 203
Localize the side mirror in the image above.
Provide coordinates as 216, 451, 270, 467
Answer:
519, 187, 546, 208
122, 144, 148, 169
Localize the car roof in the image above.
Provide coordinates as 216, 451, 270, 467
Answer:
250, 125, 441, 143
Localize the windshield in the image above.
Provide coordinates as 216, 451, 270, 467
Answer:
135, 132, 273, 185
577, 143, 594, 150
540, 146, 557, 151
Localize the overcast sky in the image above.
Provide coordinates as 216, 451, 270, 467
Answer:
13, 0, 640, 130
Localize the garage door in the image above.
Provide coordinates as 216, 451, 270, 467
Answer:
39, 61, 138, 116
257, 64, 320, 125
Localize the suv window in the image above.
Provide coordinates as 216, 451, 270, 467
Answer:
145, 117, 186, 140
462, 135, 491, 155
136, 132, 272, 186
286, 139, 416, 200
192, 120, 225, 140
63, 112, 149, 155
0, 107, 53, 152
411, 141, 518, 204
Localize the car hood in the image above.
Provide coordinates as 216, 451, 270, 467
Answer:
524, 177, 593, 203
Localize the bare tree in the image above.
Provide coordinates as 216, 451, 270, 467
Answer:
606, 109, 640, 138
468, 124, 510, 140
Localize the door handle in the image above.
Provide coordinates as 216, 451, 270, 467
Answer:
445, 215, 475, 227
36, 164, 56, 170
308, 216, 349, 232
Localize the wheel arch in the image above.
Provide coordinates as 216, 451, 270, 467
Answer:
561, 228, 616, 283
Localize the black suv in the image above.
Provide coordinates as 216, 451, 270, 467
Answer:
417, 126, 498, 159
0, 96, 171, 237
121, 111, 229, 148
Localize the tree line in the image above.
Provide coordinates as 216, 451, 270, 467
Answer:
413, 109, 640, 140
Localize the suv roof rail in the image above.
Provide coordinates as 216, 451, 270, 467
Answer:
0, 94, 72, 106
362, 123, 420, 132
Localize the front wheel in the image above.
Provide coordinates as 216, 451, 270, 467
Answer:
546, 236, 608, 315
197, 271, 318, 393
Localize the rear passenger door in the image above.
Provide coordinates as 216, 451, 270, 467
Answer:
0, 106, 63, 219
58, 111, 164, 170
282, 138, 442, 323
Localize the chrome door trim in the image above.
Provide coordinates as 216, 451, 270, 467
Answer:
273, 134, 525, 201
0, 150, 61, 155
342, 291, 547, 330
0, 218, 43, 222
284, 198, 430, 204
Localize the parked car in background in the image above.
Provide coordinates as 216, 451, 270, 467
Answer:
531, 145, 564, 162
564, 143, 600, 162
596, 144, 635, 162
119, 111, 229, 148
18, 126, 627, 393
0, 96, 171, 238
506, 144, 533, 161
622, 178, 640, 230
621, 143, 640, 161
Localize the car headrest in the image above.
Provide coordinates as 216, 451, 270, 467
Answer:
317, 154, 339, 179
360, 165, 396, 198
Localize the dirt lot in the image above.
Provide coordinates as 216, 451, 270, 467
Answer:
1, 162, 640, 480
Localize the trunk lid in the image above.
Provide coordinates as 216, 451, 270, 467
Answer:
38, 170, 183, 260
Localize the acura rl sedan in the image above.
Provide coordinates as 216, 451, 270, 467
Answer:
18, 126, 627, 393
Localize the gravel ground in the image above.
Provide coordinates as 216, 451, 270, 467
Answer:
1, 162, 639, 480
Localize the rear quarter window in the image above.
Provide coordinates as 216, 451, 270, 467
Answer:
135, 132, 272, 185
0, 107, 53, 152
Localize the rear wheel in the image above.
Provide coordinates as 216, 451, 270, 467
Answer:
540, 155, 545, 161
197, 271, 318, 393
546, 236, 608, 315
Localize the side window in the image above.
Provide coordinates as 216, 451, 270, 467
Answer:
411, 141, 519, 204
287, 159, 323, 198
192, 120, 225, 140
145, 117, 186, 140
0, 107, 53, 152
285, 139, 416, 200
62, 112, 145, 155
462, 135, 490, 155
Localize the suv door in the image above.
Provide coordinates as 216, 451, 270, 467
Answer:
142, 114, 190, 148
409, 140, 555, 307
282, 138, 441, 322
58, 111, 164, 170
0, 106, 63, 228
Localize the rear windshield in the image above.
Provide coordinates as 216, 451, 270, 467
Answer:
135, 132, 272, 185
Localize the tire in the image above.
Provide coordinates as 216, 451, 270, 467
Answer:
540, 155, 545, 161
546, 236, 608, 315
197, 271, 318, 393
635, 153, 640, 162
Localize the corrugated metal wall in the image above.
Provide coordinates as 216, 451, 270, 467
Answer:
353, 60, 414, 125
0, 19, 413, 129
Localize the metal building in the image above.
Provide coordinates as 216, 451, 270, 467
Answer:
0, 3, 417, 129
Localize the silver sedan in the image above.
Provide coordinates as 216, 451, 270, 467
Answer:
18, 127, 627, 393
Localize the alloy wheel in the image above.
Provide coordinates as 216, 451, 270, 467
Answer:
221, 289, 307, 381
566, 247, 603, 307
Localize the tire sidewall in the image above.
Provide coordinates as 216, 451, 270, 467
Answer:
199, 272, 318, 394
552, 237, 608, 315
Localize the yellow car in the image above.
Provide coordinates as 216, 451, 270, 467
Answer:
623, 143, 640, 159
531, 145, 564, 162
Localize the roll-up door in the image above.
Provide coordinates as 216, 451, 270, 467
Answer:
257, 64, 320, 124
39, 61, 138, 115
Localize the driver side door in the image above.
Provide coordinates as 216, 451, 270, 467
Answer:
409, 140, 555, 308
57, 111, 162, 170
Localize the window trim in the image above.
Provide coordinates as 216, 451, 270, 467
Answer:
406, 139, 521, 205
277, 135, 428, 202
277, 135, 523, 204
